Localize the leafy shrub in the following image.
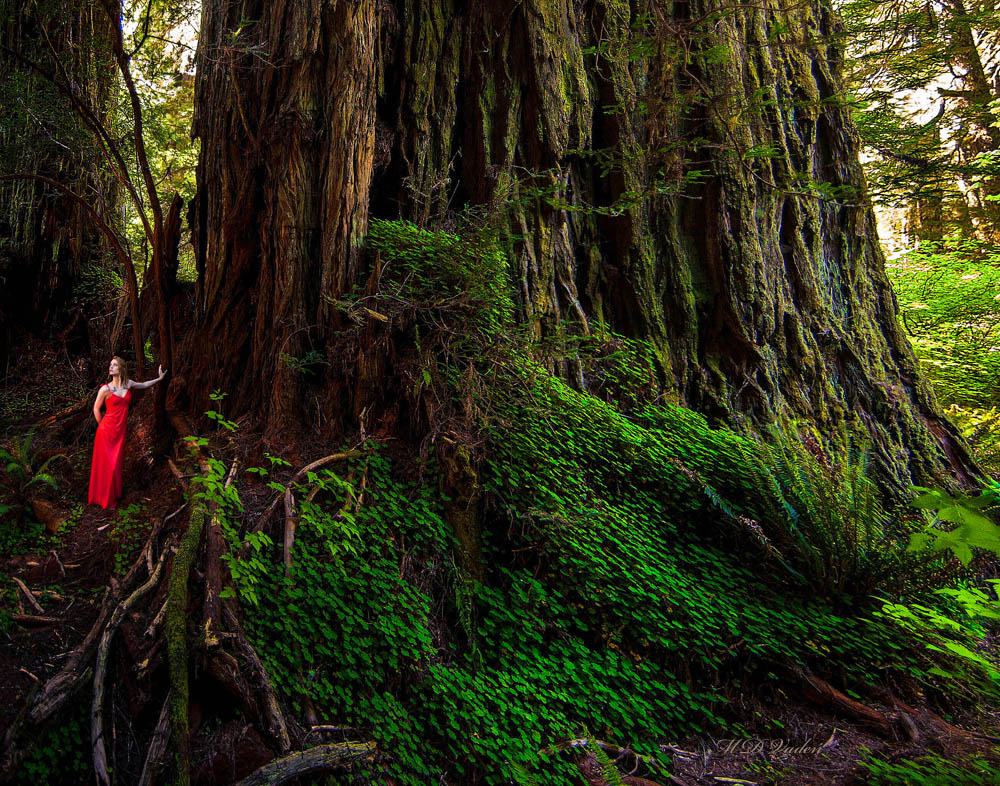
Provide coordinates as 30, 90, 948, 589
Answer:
0, 429, 60, 546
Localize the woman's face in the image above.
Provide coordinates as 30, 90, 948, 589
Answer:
109, 358, 119, 376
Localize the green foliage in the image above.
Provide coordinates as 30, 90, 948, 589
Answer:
886, 238, 1000, 408
0, 429, 61, 545
734, 430, 942, 597
360, 218, 514, 336
907, 484, 1000, 566
108, 502, 148, 576
13, 696, 90, 785
858, 747, 1000, 786
945, 406, 1000, 478
279, 349, 330, 378
0, 430, 59, 497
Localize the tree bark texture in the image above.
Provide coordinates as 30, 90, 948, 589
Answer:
0, 0, 118, 365
190, 0, 377, 432
191, 0, 973, 485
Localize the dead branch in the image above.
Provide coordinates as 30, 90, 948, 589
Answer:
10, 614, 59, 626
12, 577, 44, 615
138, 694, 172, 786
253, 451, 367, 535
233, 740, 376, 786
92, 541, 171, 786
33, 399, 89, 428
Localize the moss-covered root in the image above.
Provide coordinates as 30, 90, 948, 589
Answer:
233, 741, 376, 786
165, 500, 207, 786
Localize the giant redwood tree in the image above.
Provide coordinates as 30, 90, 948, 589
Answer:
189, 0, 972, 477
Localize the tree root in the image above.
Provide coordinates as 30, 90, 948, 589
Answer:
232, 740, 376, 786
2, 425, 372, 785
93, 541, 172, 786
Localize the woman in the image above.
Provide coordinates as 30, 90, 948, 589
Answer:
88, 356, 167, 509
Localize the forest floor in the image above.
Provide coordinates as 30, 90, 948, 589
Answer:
2, 342, 1000, 785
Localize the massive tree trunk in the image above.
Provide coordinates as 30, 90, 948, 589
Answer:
191, 0, 973, 485
190, 0, 377, 434
0, 0, 119, 369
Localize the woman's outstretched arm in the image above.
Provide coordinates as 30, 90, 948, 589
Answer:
128, 364, 168, 391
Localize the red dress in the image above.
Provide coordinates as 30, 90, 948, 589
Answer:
88, 388, 131, 509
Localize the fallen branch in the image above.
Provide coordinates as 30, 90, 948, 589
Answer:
33, 399, 89, 429
233, 740, 376, 786
253, 451, 367, 535
12, 577, 44, 615
93, 541, 171, 786
10, 614, 59, 626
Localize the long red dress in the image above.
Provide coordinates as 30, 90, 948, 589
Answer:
88, 388, 131, 509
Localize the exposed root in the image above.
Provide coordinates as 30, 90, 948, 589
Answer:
138, 694, 172, 786
232, 740, 376, 786
791, 665, 893, 737
93, 540, 172, 786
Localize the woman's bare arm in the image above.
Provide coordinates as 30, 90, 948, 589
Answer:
128, 364, 168, 391
93, 386, 109, 423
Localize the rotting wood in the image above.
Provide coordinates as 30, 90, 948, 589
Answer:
232, 740, 376, 786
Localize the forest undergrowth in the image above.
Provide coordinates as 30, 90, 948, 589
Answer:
2, 221, 1000, 785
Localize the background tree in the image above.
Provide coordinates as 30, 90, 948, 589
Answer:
839, 0, 1000, 468
0, 0, 121, 372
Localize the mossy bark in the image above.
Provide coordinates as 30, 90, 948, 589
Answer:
191, 0, 972, 485
371, 0, 973, 486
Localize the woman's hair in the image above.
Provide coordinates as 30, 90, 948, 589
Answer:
108, 355, 130, 386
